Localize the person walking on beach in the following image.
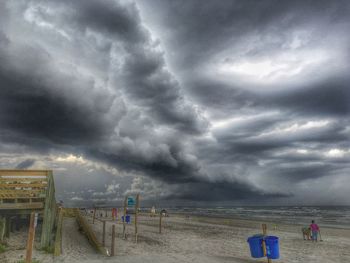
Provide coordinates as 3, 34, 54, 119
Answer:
310, 220, 320, 242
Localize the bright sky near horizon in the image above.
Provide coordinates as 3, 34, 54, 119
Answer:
0, 0, 349, 206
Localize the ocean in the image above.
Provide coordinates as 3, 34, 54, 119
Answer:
167, 206, 350, 229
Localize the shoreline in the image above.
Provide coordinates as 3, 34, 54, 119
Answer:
79, 205, 350, 230
167, 211, 350, 230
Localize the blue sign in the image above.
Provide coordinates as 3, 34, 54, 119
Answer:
127, 197, 135, 207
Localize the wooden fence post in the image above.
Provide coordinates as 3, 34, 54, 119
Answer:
111, 224, 115, 256
102, 220, 106, 246
93, 208, 96, 224
26, 212, 36, 263
122, 196, 127, 239
0, 217, 5, 242
54, 208, 64, 256
5, 216, 10, 238
159, 211, 163, 234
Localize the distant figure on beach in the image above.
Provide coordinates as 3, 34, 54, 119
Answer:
161, 209, 169, 217
112, 208, 117, 220
302, 226, 311, 240
310, 220, 320, 242
150, 206, 156, 217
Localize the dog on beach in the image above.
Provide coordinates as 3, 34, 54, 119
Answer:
302, 227, 311, 240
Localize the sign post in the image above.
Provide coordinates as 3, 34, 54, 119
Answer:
134, 194, 140, 243
262, 224, 272, 263
122, 197, 127, 239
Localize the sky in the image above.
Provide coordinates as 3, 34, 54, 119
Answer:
0, 0, 349, 206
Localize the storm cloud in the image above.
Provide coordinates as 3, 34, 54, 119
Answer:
0, 0, 349, 205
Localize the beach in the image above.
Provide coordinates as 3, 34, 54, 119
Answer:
1, 212, 350, 263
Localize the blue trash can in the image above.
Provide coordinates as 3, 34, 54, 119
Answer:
247, 234, 264, 258
122, 215, 131, 224
265, 236, 279, 259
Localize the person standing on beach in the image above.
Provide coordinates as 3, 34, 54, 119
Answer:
310, 220, 320, 242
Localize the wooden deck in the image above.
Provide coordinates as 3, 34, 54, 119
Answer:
0, 169, 58, 249
0, 169, 50, 210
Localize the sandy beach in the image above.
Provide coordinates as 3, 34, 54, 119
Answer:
1, 212, 350, 263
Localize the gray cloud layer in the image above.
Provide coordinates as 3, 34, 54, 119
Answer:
0, 0, 349, 205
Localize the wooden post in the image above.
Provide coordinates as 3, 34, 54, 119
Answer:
102, 220, 106, 246
54, 208, 64, 256
105, 209, 108, 218
93, 208, 96, 224
111, 224, 115, 256
40, 171, 56, 249
159, 211, 163, 234
0, 217, 5, 242
26, 212, 36, 263
134, 194, 140, 243
262, 224, 272, 263
122, 196, 127, 239
5, 216, 10, 238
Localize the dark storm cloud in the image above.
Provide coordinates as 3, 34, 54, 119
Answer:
0, 72, 108, 145
16, 158, 36, 169
140, 0, 350, 67
138, 0, 350, 201
0, 0, 349, 204
0, 0, 236, 202
120, 50, 208, 134
36, 0, 208, 134
87, 149, 199, 185
266, 78, 350, 116
188, 75, 350, 118
166, 181, 289, 202
215, 120, 348, 155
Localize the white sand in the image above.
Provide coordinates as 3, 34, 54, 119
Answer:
2, 213, 350, 263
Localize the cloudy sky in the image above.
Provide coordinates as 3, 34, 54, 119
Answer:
0, 0, 349, 206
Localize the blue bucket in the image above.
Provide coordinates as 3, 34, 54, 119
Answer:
247, 234, 264, 258
122, 215, 131, 224
265, 236, 279, 259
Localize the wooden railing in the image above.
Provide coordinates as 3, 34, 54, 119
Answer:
75, 209, 109, 256
0, 170, 51, 209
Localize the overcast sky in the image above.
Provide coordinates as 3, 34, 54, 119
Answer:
0, 0, 349, 206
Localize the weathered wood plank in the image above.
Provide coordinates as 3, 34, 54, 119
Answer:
0, 196, 45, 204
0, 178, 47, 182
0, 194, 45, 199
0, 202, 44, 209
0, 170, 50, 176
0, 183, 47, 188
0, 189, 45, 194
